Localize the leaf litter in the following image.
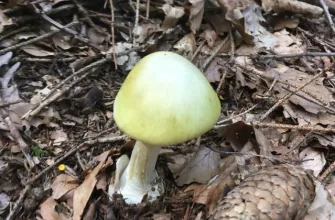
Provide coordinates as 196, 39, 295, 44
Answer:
0, 0, 335, 219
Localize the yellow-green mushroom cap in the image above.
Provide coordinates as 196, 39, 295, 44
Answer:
113, 51, 221, 146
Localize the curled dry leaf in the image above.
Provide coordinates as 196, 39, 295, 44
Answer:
262, 0, 323, 18
0, 193, 10, 214
175, 145, 220, 186
161, 3, 185, 31
189, 0, 205, 33
50, 129, 69, 146
199, 29, 217, 48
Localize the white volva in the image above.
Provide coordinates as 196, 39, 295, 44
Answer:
109, 51, 221, 204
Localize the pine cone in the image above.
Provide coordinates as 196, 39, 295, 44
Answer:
211, 164, 316, 220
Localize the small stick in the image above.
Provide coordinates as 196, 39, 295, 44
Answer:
146, 0, 150, 19
320, 0, 335, 33
214, 104, 258, 128
133, 0, 140, 44
0, 100, 21, 108
201, 36, 229, 71
109, 0, 118, 70
0, 22, 79, 55
251, 121, 335, 133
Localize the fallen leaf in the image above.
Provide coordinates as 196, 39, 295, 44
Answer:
299, 147, 326, 177
175, 145, 220, 186
73, 150, 113, 220
262, 0, 323, 18
161, 3, 185, 31
22, 45, 55, 57
204, 57, 225, 82
51, 174, 79, 200
0, 10, 13, 34
189, 0, 205, 33
0, 193, 10, 214
50, 130, 69, 145
39, 197, 71, 220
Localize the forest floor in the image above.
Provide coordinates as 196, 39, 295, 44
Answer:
1, 0, 335, 219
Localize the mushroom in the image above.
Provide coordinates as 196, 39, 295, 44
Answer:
111, 51, 221, 204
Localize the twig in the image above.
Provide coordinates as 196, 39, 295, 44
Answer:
5, 185, 31, 220
229, 29, 235, 60
72, 0, 101, 33
40, 13, 102, 52
319, 159, 335, 182
10, 57, 76, 63
259, 69, 327, 121
109, 0, 118, 70
201, 36, 229, 71
191, 41, 205, 62
0, 22, 79, 55
214, 104, 259, 128
23, 68, 95, 119
251, 121, 335, 133
5, 135, 126, 220
0, 26, 30, 42
146, 0, 150, 19
216, 70, 227, 94
0, 100, 21, 108
320, 0, 335, 33
133, 0, 140, 44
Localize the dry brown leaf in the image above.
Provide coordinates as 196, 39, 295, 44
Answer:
272, 29, 304, 59
87, 27, 107, 45
50, 130, 69, 146
73, 151, 112, 220
0, 10, 13, 34
152, 212, 172, 220
22, 45, 55, 57
189, 0, 205, 33
51, 174, 79, 200
173, 33, 196, 57
199, 29, 217, 48
262, 0, 323, 18
175, 145, 220, 186
39, 197, 71, 220
185, 155, 238, 214
52, 34, 71, 50
264, 65, 333, 114
304, 181, 335, 219
161, 3, 185, 31
273, 17, 299, 31
204, 57, 224, 82
299, 147, 326, 177
133, 21, 161, 43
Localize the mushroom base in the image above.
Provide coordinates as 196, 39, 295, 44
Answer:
114, 141, 165, 204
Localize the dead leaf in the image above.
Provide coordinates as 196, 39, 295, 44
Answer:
175, 145, 220, 186
218, 121, 255, 151
173, 33, 196, 57
204, 57, 225, 82
73, 151, 112, 220
262, 0, 323, 18
52, 34, 71, 50
185, 155, 238, 214
153, 212, 172, 220
39, 197, 71, 220
133, 21, 161, 43
299, 147, 326, 177
50, 130, 69, 145
199, 29, 217, 48
304, 181, 335, 219
161, 3, 185, 31
264, 65, 333, 114
189, 0, 205, 33
51, 174, 79, 200
0, 10, 13, 34
273, 17, 299, 31
22, 45, 55, 57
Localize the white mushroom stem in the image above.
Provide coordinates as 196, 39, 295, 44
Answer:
118, 140, 164, 204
